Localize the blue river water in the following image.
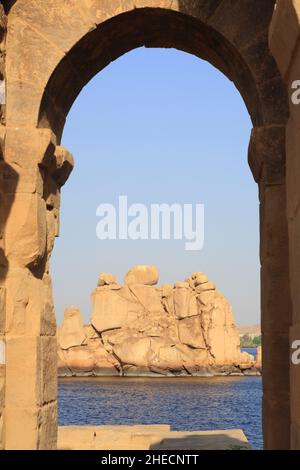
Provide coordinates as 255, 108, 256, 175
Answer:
58, 374, 262, 450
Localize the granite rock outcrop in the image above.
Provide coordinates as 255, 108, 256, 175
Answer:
58, 266, 257, 377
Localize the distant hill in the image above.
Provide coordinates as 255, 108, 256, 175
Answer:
237, 324, 261, 337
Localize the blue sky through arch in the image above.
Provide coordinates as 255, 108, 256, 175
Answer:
52, 47, 259, 326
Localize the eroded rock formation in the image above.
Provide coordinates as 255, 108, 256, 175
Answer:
58, 266, 257, 377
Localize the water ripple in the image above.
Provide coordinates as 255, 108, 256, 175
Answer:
58, 376, 262, 449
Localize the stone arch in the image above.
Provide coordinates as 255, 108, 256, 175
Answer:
2, 0, 292, 449
37, 6, 285, 139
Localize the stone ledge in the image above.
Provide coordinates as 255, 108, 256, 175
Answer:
58, 425, 251, 450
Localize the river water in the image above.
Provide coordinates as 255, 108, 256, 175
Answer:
58, 375, 262, 449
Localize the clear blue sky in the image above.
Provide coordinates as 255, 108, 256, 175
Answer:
52, 47, 259, 326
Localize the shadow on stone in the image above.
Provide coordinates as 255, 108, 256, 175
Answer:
150, 430, 251, 450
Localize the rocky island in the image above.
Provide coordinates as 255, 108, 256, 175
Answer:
58, 266, 261, 377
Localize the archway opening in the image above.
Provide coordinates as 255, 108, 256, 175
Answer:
52, 46, 262, 448
38, 8, 266, 139
23, 5, 290, 451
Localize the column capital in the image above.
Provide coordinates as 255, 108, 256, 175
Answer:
248, 125, 286, 185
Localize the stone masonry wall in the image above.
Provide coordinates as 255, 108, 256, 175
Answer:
270, 0, 300, 450
0, 1, 6, 451
2, 0, 292, 450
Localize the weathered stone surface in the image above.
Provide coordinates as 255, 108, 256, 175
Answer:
269, 0, 300, 78
59, 307, 86, 350
91, 286, 139, 333
192, 272, 208, 286
4, 193, 47, 268
6, 336, 42, 408
98, 273, 118, 286
286, 116, 300, 220
0, 362, 5, 450
1, 0, 294, 452
59, 325, 118, 375
9, 0, 94, 54
0, 287, 5, 335
5, 401, 57, 450
196, 281, 215, 293
255, 345, 262, 370
248, 125, 286, 185
64, 346, 94, 372
51, 146, 74, 188
271, 0, 300, 449
0, 1, 5, 154
58, 267, 256, 377
114, 337, 151, 368
289, 325, 300, 428
173, 286, 198, 319
239, 351, 256, 370
124, 265, 159, 286
41, 336, 57, 404
178, 316, 206, 349
0, 4, 6, 40
5, 406, 40, 450
130, 284, 163, 313
57, 425, 251, 450
5, 268, 54, 337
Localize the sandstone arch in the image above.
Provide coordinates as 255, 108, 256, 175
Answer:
0, 0, 293, 449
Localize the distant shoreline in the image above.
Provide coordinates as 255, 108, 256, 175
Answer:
237, 324, 261, 336
58, 373, 262, 382
58, 357, 261, 379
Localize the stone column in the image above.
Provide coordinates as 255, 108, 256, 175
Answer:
0, 135, 5, 450
2, 127, 73, 449
0, 131, 6, 451
269, 0, 300, 449
286, 115, 300, 449
249, 125, 292, 450
0, 2, 6, 451
268, 0, 300, 449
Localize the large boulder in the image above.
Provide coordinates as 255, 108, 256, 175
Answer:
178, 316, 206, 349
205, 292, 240, 365
124, 265, 159, 286
192, 272, 208, 286
64, 346, 94, 372
113, 338, 151, 367
57, 269, 259, 377
98, 273, 118, 286
59, 306, 86, 350
91, 286, 140, 333
173, 285, 198, 319
239, 351, 255, 370
129, 284, 163, 313
155, 342, 183, 371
